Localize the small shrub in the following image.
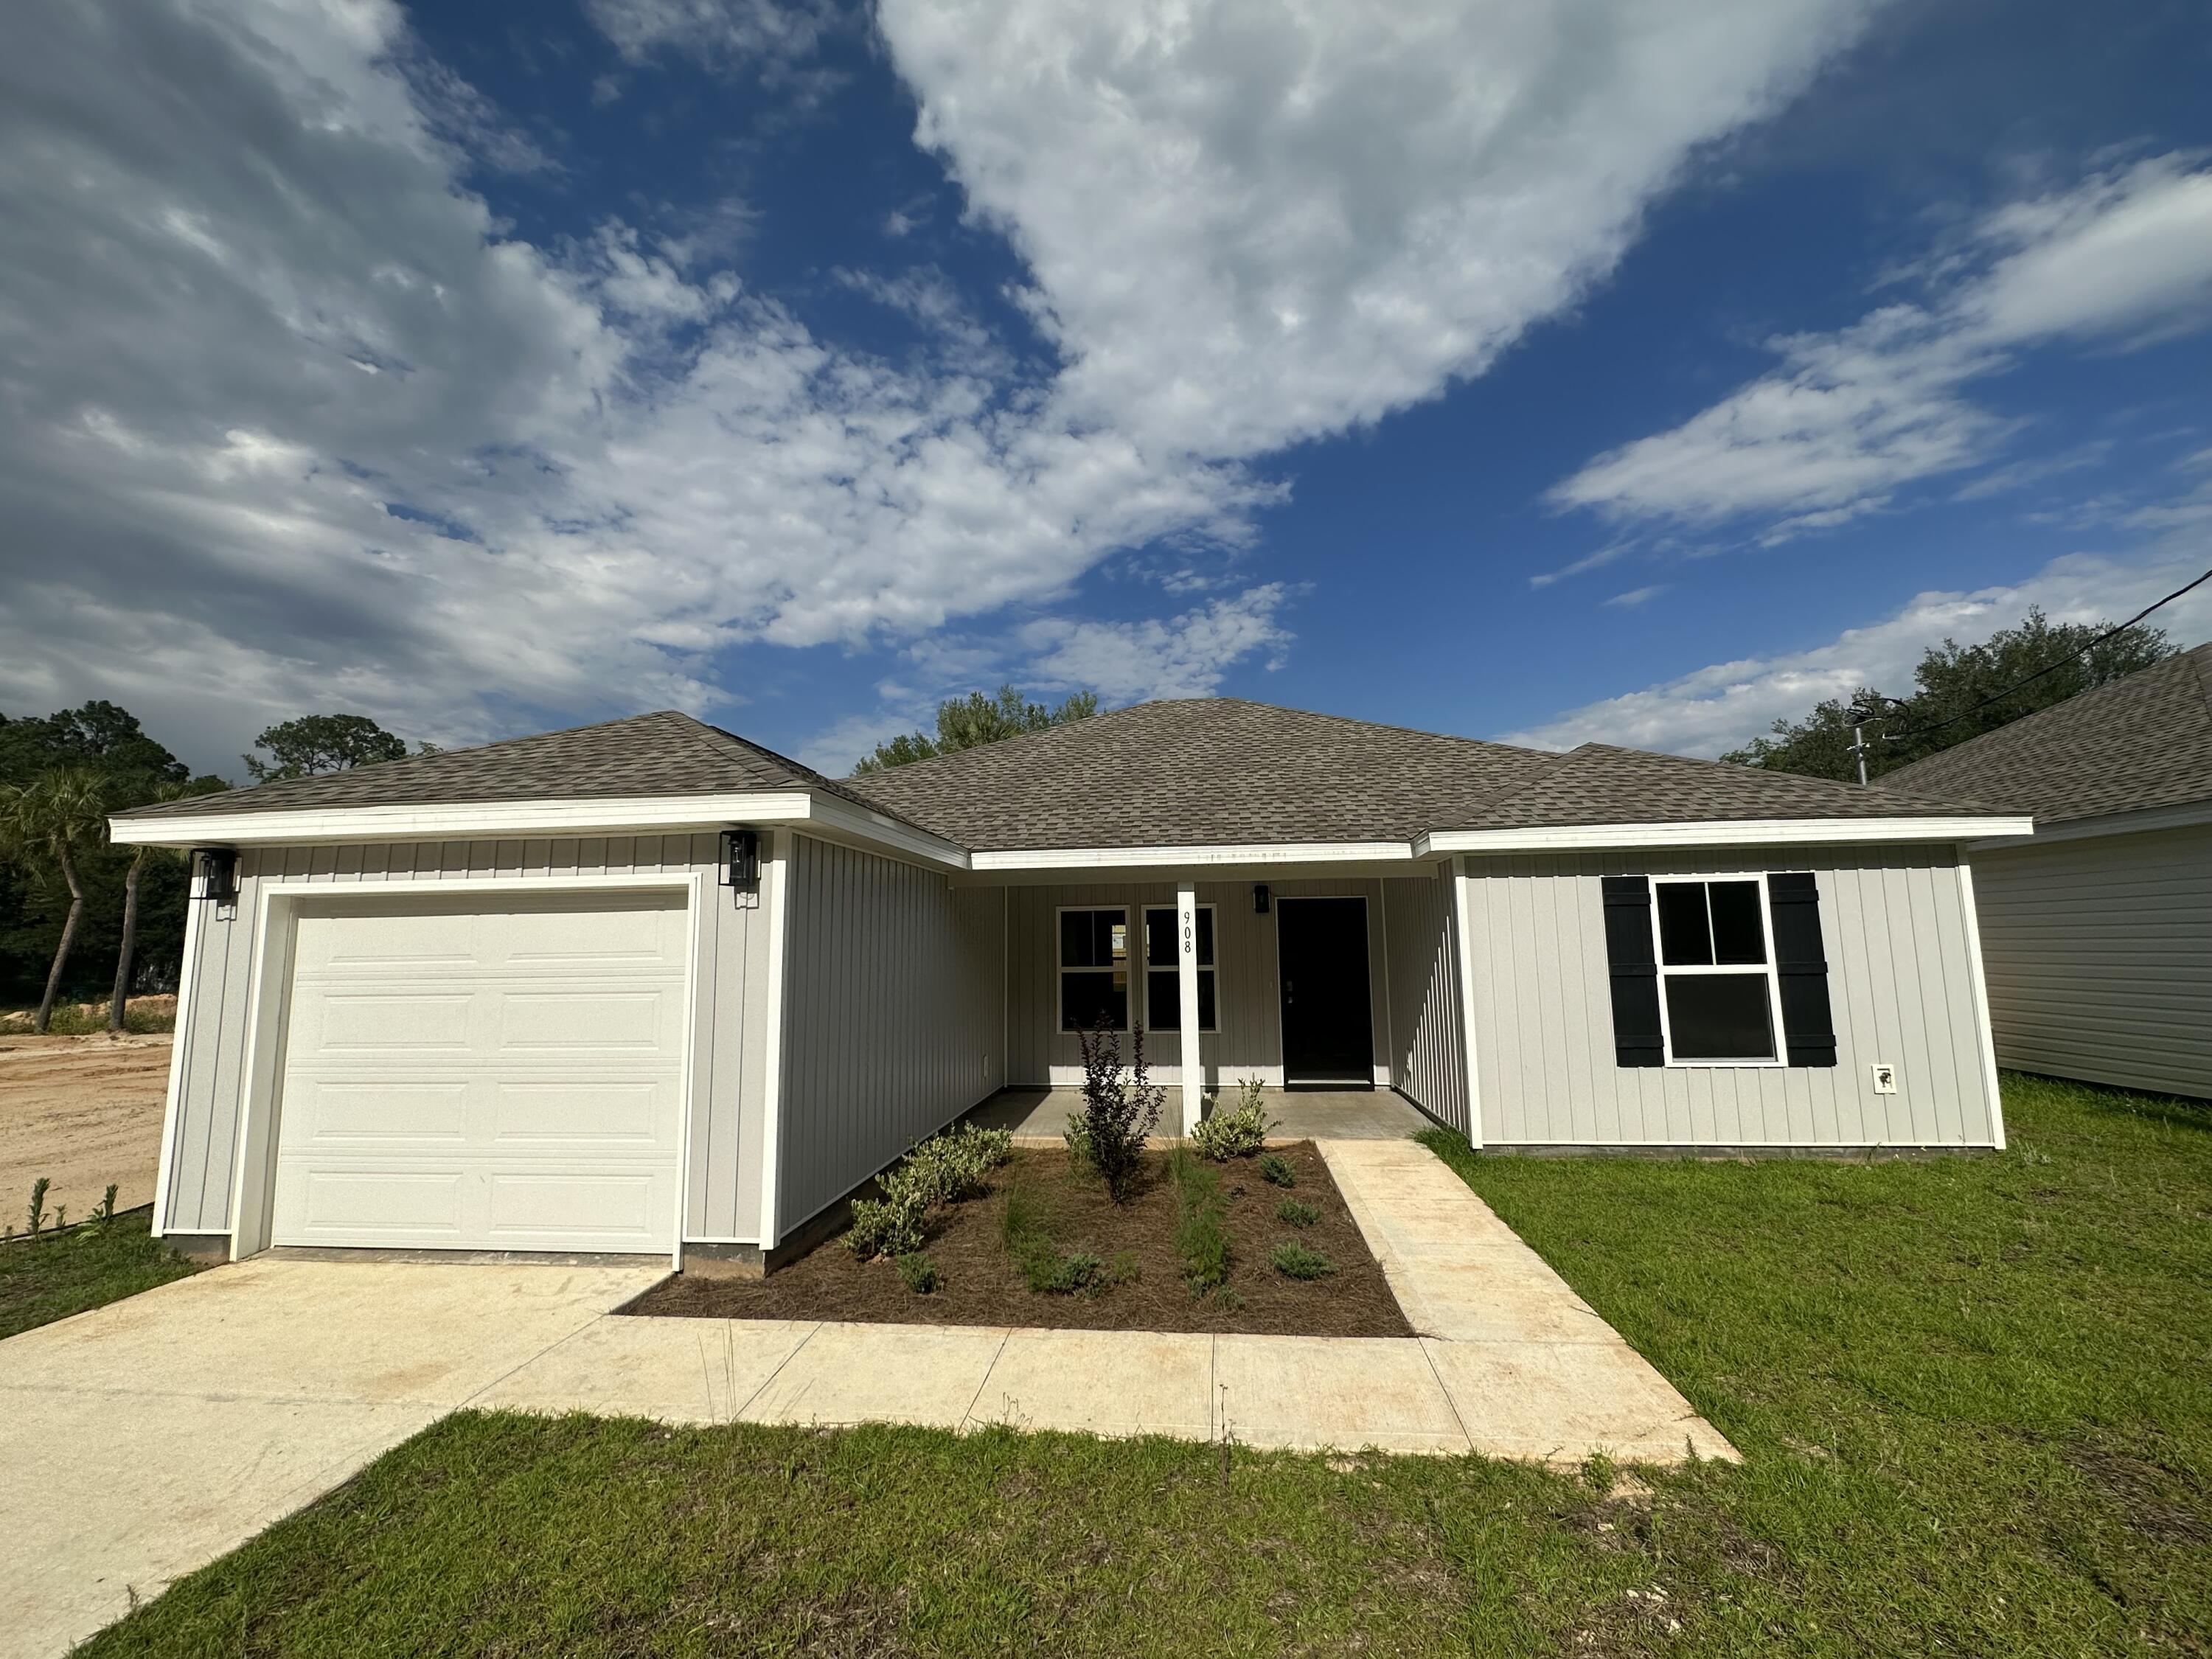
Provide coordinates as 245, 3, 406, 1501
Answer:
1108, 1251, 1141, 1286
1257, 1153, 1295, 1188
1020, 1245, 1105, 1295
1191, 1077, 1274, 1161
1069, 1012, 1162, 1202
1270, 1242, 1335, 1280
902, 1123, 1013, 1207
1169, 1147, 1230, 1295
1276, 1197, 1320, 1227
27, 1177, 50, 1239
846, 1184, 926, 1260
895, 1251, 940, 1295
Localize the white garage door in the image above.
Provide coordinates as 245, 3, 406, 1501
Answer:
271, 889, 689, 1254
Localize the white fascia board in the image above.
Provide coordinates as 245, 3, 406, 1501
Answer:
1964, 796, 2212, 852
108, 789, 970, 869
1417, 815, 2033, 855
969, 839, 1418, 872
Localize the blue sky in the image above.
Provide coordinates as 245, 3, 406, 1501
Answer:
2, 0, 2208, 778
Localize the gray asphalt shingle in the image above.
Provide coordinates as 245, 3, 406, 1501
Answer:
1883, 643, 2212, 824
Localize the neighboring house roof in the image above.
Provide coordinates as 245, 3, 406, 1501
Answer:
1883, 643, 2212, 826
119, 695, 2003, 850
117, 710, 905, 825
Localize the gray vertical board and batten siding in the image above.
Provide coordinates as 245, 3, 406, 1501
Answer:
1459, 844, 2000, 1147
1967, 824, 2212, 1099
1003, 878, 1390, 1085
771, 834, 1006, 1239
159, 835, 768, 1241
1381, 874, 1469, 1130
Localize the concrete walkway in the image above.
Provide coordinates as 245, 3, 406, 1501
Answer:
483, 1136, 1735, 1465
0, 1258, 664, 1659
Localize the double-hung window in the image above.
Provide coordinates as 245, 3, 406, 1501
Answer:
1058, 907, 1130, 1032
1142, 905, 1217, 1032
1652, 876, 1786, 1064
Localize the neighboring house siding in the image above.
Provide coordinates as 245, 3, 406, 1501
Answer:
159, 835, 762, 1241
1969, 824, 2212, 1100
773, 835, 1005, 1240
1460, 845, 2000, 1147
1381, 874, 1467, 1131
1004, 878, 1391, 1086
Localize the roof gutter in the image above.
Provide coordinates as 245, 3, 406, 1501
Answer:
108, 789, 973, 872
1416, 815, 2034, 855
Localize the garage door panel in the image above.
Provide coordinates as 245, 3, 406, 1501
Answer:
273, 891, 689, 1254
492, 1081, 671, 1146
497, 990, 679, 1053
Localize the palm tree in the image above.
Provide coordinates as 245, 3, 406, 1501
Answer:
108, 779, 196, 1032
0, 767, 113, 1033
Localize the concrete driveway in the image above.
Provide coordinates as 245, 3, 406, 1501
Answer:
0, 1256, 664, 1659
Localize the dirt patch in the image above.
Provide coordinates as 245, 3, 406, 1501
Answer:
2068, 1443, 2211, 1545
0, 1034, 173, 1222
632, 1141, 1411, 1337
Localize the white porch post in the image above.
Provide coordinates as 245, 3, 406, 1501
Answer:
1177, 880, 1203, 1135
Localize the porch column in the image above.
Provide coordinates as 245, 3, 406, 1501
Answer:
1177, 880, 1203, 1135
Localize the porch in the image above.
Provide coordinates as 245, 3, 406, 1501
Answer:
964, 1085, 1436, 1144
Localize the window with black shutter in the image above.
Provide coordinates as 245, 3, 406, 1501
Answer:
1599, 872, 1837, 1068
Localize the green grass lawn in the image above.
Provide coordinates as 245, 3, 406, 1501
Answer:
77, 1074, 2212, 1656
0, 1208, 200, 1340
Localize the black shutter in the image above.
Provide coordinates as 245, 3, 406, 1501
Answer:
1600, 876, 1664, 1068
1766, 872, 1837, 1067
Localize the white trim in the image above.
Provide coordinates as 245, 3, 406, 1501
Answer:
1450, 858, 1485, 1147
149, 865, 206, 1238
1272, 893, 1380, 1088
1955, 860, 2007, 1151
219, 869, 703, 1260
1175, 883, 1203, 1133
110, 789, 969, 871
1054, 903, 1133, 1035
1965, 797, 2212, 851
1649, 873, 1789, 1068
975, 840, 1416, 871
1420, 815, 2031, 855
757, 831, 793, 1248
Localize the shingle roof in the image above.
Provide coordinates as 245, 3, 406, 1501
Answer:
121, 696, 2006, 848
1459, 742, 1985, 831
117, 710, 906, 824
841, 698, 1993, 849
1882, 643, 2212, 825
841, 699, 1559, 849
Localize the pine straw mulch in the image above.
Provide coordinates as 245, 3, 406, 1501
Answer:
628, 1140, 1412, 1337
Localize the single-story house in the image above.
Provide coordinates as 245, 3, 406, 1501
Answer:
1885, 641, 2212, 1101
112, 698, 2029, 1269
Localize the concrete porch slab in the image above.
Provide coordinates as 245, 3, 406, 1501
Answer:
965, 1085, 1434, 1143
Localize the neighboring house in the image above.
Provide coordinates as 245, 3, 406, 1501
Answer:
111, 699, 2027, 1269
1885, 643, 2212, 1102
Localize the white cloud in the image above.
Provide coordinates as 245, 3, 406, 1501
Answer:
1603, 585, 1666, 608
1549, 156, 2212, 538
1503, 543, 2212, 757
0, 0, 1887, 768
1017, 585, 1296, 705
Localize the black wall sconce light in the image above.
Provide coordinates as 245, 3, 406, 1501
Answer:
720, 828, 761, 895
1252, 883, 1270, 914
192, 847, 239, 905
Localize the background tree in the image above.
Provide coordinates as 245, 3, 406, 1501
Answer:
106, 777, 225, 1030
243, 714, 414, 782
852, 686, 1101, 774
1724, 610, 2177, 783
1, 768, 113, 1032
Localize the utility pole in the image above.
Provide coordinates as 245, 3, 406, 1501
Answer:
1847, 708, 1871, 786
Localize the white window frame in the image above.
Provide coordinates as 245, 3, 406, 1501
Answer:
1650, 872, 1788, 1069
1141, 902, 1219, 1034
1055, 904, 1132, 1034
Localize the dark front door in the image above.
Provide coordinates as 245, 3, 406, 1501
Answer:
1277, 897, 1375, 1088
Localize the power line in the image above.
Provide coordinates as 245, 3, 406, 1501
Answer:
1864, 563, 2212, 744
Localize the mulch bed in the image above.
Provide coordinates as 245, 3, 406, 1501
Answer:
629, 1140, 1412, 1337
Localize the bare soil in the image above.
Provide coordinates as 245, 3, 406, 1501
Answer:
632, 1140, 1411, 1337
0, 1034, 172, 1224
